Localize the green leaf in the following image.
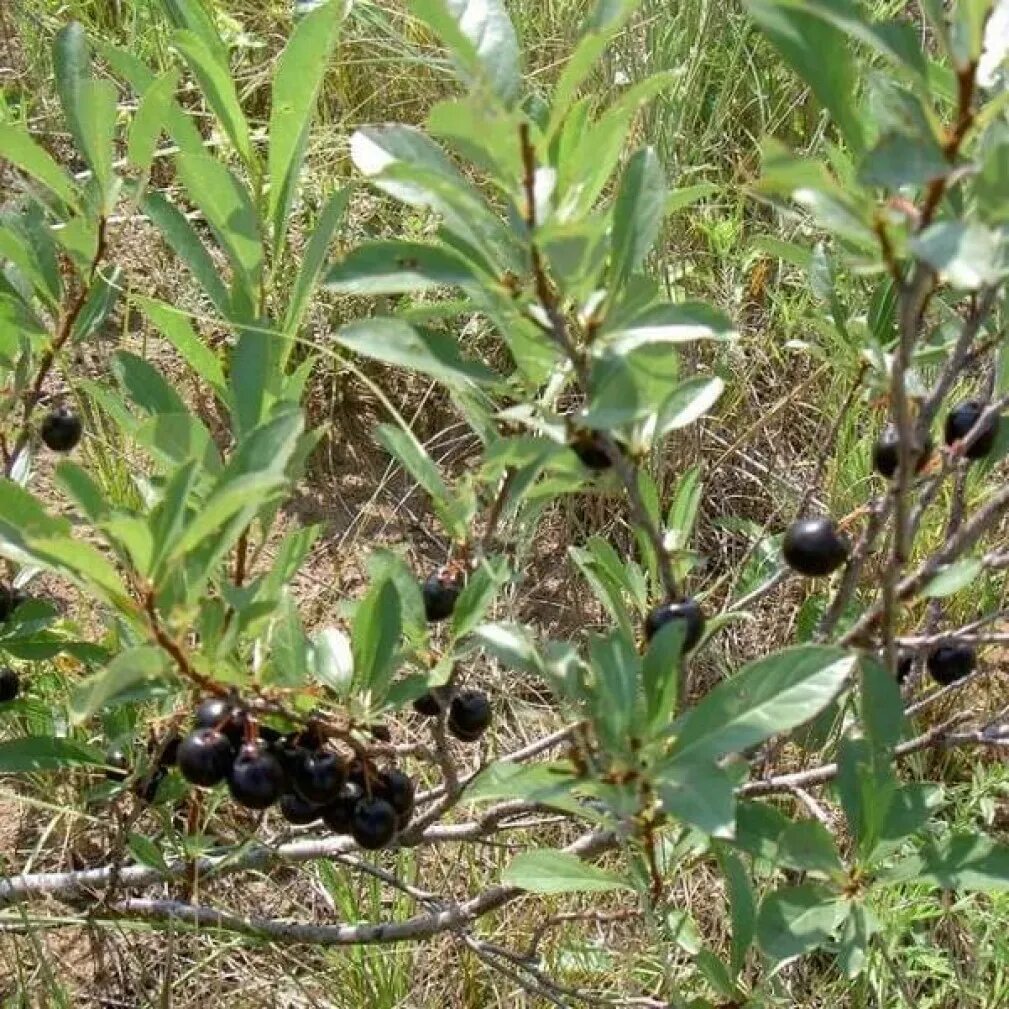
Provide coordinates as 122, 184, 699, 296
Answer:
611, 147, 666, 286
656, 376, 724, 435
0, 735, 103, 772
74, 79, 119, 208
112, 351, 189, 416
451, 559, 508, 640
922, 556, 984, 597
53, 24, 94, 177
325, 240, 480, 295
127, 832, 170, 873
602, 301, 736, 350
408, 0, 522, 106
670, 645, 855, 764
886, 833, 1009, 891
658, 760, 736, 838
716, 847, 757, 976
175, 153, 263, 296
142, 190, 233, 319
268, 0, 343, 257
0, 124, 79, 208
838, 902, 875, 978
352, 579, 402, 698
584, 344, 681, 428
836, 736, 897, 858
71, 266, 123, 343
641, 620, 684, 730
337, 318, 500, 387
171, 29, 253, 167
756, 883, 845, 963
858, 132, 950, 189
747, 0, 865, 154
309, 626, 354, 695
858, 656, 905, 752
283, 187, 349, 335
128, 70, 181, 175
502, 850, 629, 894
136, 297, 227, 396
70, 646, 169, 722
465, 761, 582, 813
910, 222, 1006, 290
777, 820, 845, 877
473, 622, 544, 675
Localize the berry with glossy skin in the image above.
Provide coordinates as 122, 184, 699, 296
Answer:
413, 692, 442, 717
39, 406, 83, 453
322, 781, 364, 833
0, 667, 19, 703
105, 745, 130, 782
944, 400, 1000, 460
448, 690, 492, 742
644, 598, 705, 652
782, 517, 850, 577
927, 644, 975, 686
228, 741, 287, 810
279, 791, 322, 825
350, 796, 397, 850
873, 424, 934, 479
292, 750, 346, 805
378, 768, 415, 819
194, 696, 233, 729
177, 728, 233, 787
422, 571, 462, 622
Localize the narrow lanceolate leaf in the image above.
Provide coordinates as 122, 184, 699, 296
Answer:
409, 0, 523, 106
171, 30, 253, 168
656, 376, 725, 434
269, 0, 343, 257
325, 240, 480, 295
136, 297, 227, 396
0, 125, 79, 208
70, 646, 169, 722
0, 736, 103, 772
53, 24, 93, 175
669, 645, 855, 764
910, 222, 1007, 290
611, 147, 667, 286
351, 578, 402, 698
502, 850, 629, 894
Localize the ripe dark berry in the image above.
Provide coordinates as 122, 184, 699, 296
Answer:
322, 781, 364, 833
292, 750, 346, 805
873, 424, 933, 479
782, 517, 850, 577
422, 571, 462, 622
413, 692, 442, 717
105, 745, 130, 782
350, 796, 397, 850
39, 406, 83, 452
194, 696, 233, 730
644, 598, 705, 652
177, 728, 233, 787
279, 791, 322, 825
0, 667, 20, 703
156, 733, 182, 768
377, 768, 415, 820
944, 400, 1000, 460
570, 431, 612, 471
927, 644, 975, 686
448, 690, 492, 742
227, 742, 286, 810
134, 766, 167, 804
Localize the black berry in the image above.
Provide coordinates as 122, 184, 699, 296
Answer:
156, 733, 182, 768
448, 690, 492, 742
570, 431, 612, 471
927, 644, 975, 686
227, 741, 286, 810
0, 667, 19, 703
413, 692, 443, 717
292, 750, 346, 805
422, 571, 462, 622
39, 406, 83, 452
782, 517, 850, 577
105, 745, 130, 782
350, 796, 397, 850
873, 424, 933, 479
944, 400, 1000, 460
322, 781, 364, 833
177, 728, 233, 787
279, 791, 322, 825
377, 768, 415, 820
194, 696, 233, 730
644, 598, 705, 652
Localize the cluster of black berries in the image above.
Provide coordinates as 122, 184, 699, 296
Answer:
172, 698, 414, 850
896, 644, 975, 688
412, 687, 492, 741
